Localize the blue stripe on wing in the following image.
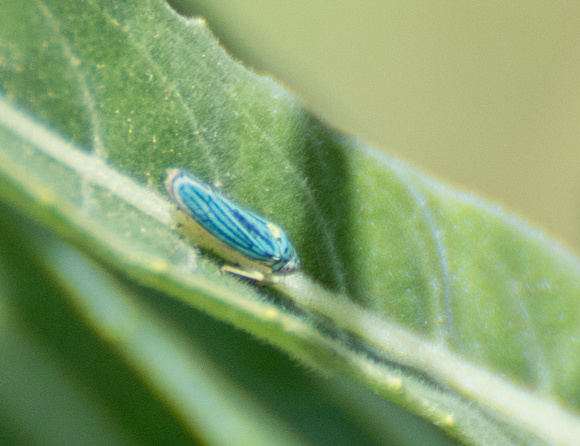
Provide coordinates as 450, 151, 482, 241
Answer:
174, 173, 284, 266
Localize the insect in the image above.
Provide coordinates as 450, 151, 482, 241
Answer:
165, 169, 300, 283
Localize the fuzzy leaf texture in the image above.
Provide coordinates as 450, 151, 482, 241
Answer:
1, 1, 579, 445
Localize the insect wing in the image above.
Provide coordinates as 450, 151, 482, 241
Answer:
168, 171, 289, 268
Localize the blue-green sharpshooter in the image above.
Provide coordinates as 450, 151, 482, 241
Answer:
165, 169, 300, 283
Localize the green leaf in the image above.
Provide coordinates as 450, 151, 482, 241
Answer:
1, 0, 579, 445
0, 210, 310, 446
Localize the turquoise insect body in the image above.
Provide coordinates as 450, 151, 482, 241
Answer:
165, 169, 300, 283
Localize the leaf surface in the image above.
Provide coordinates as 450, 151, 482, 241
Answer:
1, 1, 580, 444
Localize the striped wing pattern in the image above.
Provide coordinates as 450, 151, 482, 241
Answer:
168, 171, 297, 273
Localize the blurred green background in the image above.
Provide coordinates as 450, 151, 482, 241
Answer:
170, 0, 580, 253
